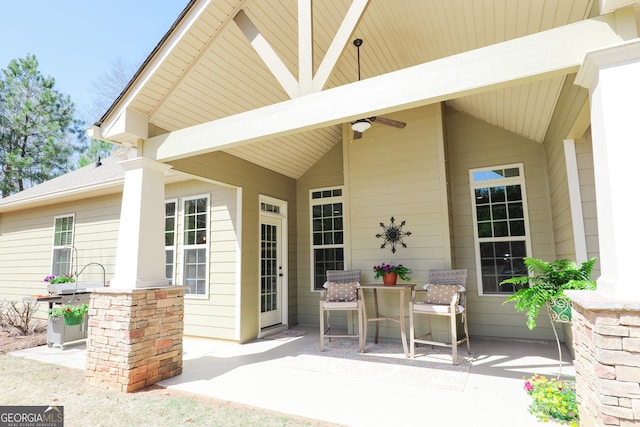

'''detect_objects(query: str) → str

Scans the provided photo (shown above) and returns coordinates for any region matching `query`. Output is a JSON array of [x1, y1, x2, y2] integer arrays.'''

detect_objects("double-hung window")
[[183, 195, 209, 295], [165, 200, 177, 285], [310, 187, 344, 291], [470, 164, 531, 295], [51, 215, 74, 276]]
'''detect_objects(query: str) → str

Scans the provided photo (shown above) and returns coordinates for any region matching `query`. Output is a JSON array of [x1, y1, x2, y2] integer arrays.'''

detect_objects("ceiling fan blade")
[[353, 131, 363, 139], [372, 116, 406, 128]]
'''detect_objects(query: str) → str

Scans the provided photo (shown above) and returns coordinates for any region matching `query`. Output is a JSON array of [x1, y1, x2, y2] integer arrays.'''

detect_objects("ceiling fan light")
[[352, 120, 371, 133]]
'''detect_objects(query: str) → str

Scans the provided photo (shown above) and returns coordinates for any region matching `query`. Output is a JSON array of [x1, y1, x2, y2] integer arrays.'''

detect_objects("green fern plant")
[[501, 257, 597, 329]]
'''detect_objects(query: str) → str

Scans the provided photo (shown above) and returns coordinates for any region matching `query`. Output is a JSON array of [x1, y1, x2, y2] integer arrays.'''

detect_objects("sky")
[[1, 1, 190, 124]]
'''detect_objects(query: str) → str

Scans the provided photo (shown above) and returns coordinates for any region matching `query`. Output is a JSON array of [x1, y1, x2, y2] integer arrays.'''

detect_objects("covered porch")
[[11, 325, 573, 426]]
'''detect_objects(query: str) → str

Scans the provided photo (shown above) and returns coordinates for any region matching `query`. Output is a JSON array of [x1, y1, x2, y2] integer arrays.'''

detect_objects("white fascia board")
[[599, 0, 640, 14], [98, 0, 212, 140], [147, 13, 631, 163], [0, 178, 125, 213]]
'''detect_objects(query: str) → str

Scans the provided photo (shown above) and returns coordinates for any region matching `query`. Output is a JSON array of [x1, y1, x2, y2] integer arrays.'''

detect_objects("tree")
[[0, 54, 85, 197], [77, 57, 135, 168], [77, 139, 114, 168]]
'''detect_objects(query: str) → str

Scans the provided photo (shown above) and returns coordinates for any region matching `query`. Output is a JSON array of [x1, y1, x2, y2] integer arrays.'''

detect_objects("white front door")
[[259, 199, 287, 329]]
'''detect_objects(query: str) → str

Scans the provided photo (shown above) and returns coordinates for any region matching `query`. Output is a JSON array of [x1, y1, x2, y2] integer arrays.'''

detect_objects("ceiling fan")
[[350, 38, 406, 140]]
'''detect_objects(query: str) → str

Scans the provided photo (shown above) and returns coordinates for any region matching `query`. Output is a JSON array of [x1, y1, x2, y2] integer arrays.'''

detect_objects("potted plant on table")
[[373, 262, 412, 286], [500, 257, 597, 329]]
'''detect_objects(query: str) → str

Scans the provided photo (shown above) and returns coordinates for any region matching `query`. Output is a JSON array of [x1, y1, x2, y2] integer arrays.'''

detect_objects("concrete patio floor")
[[10, 325, 574, 426]]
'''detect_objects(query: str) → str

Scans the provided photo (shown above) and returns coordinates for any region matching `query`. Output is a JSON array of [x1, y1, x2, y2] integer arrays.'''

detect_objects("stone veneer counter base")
[[566, 290, 640, 426], [85, 286, 185, 392]]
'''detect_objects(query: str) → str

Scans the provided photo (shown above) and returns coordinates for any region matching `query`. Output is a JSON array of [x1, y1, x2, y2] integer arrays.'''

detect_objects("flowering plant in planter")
[[373, 262, 412, 281], [524, 374, 578, 426], [43, 274, 75, 284], [48, 304, 89, 319]]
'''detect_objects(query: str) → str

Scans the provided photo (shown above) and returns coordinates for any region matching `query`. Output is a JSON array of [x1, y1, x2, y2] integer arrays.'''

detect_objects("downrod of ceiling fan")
[[354, 38, 363, 81]]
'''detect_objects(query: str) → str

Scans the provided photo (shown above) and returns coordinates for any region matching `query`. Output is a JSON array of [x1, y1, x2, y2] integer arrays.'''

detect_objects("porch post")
[[567, 39, 640, 425], [575, 39, 640, 300], [86, 156, 185, 392], [111, 157, 171, 289]]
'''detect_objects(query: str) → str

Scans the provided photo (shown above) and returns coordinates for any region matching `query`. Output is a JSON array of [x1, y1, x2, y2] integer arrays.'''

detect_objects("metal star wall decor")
[[376, 216, 412, 253]]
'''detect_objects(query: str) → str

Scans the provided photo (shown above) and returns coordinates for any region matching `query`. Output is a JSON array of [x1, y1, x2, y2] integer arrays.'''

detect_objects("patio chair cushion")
[[326, 281, 358, 302], [424, 284, 459, 305], [413, 302, 464, 314]]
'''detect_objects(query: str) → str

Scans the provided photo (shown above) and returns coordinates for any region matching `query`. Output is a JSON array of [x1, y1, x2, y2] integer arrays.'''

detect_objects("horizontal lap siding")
[[446, 107, 558, 340], [169, 152, 297, 342], [166, 181, 240, 341], [575, 131, 600, 277], [297, 144, 344, 326], [347, 105, 448, 285], [348, 104, 449, 340], [543, 74, 588, 262], [0, 193, 122, 318], [298, 104, 451, 339]]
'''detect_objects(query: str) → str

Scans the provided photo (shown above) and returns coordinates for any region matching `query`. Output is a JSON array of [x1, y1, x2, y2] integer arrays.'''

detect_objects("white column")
[[563, 139, 588, 264], [110, 157, 171, 289], [575, 40, 640, 300]]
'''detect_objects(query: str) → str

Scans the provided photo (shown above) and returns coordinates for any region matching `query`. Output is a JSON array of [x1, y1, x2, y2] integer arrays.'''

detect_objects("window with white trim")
[[310, 187, 344, 291], [470, 164, 531, 295], [51, 215, 74, 276], [182, 195, 209, 295], [165, 200, 177, 285]]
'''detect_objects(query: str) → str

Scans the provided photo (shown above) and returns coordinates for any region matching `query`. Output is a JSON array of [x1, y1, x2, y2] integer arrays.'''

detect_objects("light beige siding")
[[446, 107, 559, 341], [165, 180, 240, 340], [297, 104, 451, 339], [543, 74, 589, 261], [296, 144, 344, 325], [343, 104, 451, 338], [168, 152, 297, 342], [575, 130, 600, 277], [0, 194, 122, 318], [346, 105, 450, 283], [0, 178, 247, 342]]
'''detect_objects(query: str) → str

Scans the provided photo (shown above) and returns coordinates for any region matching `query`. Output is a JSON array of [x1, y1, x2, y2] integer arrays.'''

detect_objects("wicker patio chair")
[[409, 269, 470, 364], [319, 269, 366, 352]]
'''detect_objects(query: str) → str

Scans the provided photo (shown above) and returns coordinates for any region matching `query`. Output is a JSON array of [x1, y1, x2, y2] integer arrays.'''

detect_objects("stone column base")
[[85, 286, 185, 392], [566, 290, 640, 426]]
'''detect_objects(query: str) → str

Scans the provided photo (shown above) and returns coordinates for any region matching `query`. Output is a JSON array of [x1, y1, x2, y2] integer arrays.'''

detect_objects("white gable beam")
[[147, 12, 634, 162], [102, 108, 148, 142], [234, 10, 299, 98], [298, 0, 312, 95], [312, 0, 370, 92]]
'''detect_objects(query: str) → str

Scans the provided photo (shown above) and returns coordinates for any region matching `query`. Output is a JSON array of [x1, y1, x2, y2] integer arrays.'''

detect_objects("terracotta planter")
[[383, 272, 398, 286]]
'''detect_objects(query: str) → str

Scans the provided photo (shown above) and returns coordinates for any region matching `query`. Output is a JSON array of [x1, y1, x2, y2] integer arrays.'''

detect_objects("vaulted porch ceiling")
[[98, 0, 635, 179]]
